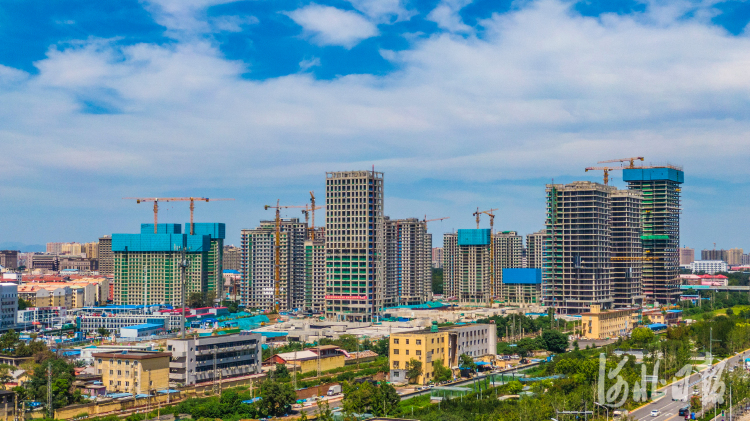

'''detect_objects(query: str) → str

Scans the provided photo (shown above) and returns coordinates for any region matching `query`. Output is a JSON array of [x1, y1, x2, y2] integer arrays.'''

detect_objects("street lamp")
[[594, 402, 609, 421]]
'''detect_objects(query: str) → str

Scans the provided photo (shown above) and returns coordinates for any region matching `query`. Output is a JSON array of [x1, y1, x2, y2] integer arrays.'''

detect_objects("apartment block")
[[443, 229, 491, 304], [93, 351, 170, 394], [525, 230, 546, 270], [0, 283, 18, 330], [98, 236, 114, 276], [240, 219, 306, 311], [431, 248, 443, 269], [611, 190, 643, 308], [679, 247, 695, 266], [0, 251, 18, 270], [304, 238, 326, 312], [389, 323, 496, 385], [112, 223, 225, 306], [18, 284, 73, 308], [493, 231, 523, 299], [726, 248, 744, 266], [324, 170, 385, 322], [701, 249, 725, 261], [580, 304, 638, 340], [78, 313, 182, 333], [500, 268, 541, 305], [84, 241, 99, 260], [223, 245, 241, 271], [690, 260, 727, 274], [545, 182, 614, 314], [384, 218, 432, 306], [167, 332, 262, 386], [623, 167, 684, 304]]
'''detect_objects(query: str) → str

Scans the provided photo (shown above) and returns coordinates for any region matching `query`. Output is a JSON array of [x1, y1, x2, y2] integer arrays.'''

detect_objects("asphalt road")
[[630, 351, 750, 421]]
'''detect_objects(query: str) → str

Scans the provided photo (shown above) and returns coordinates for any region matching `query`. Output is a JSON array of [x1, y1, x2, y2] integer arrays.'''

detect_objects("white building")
[[0, 283, 18, 330], [167, 332, 262, 386], [690, 260, 727, 274]]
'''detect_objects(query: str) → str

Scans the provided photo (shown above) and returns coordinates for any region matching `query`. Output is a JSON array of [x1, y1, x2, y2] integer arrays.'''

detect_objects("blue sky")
[[1, 0, 749, 251]]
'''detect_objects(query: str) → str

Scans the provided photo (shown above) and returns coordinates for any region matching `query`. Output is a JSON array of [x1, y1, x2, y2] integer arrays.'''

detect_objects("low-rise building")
[[690, 260, 727, 274], [93, 351, 171, 395], [642, 308, 683, 326], [389, 323, 496, 385], [580, 305, 638, 340], [167, 332, 262, 386], [120, 323, 166, 338], [17, 307, 66, 328], [77, 313, 181, 334], [18, 284, 73, 308], [265, 345, 346, 374]]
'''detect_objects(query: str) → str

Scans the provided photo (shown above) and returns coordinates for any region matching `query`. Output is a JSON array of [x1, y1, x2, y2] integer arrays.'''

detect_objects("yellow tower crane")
[[123, 197, 234, 234], [597, 156, 644, 168], [264, 200, 307, 313], [477, 208, 498, 307]]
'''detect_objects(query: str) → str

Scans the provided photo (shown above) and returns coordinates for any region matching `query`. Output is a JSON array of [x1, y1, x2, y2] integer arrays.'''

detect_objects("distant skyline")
[[1, 0, 749, 252]]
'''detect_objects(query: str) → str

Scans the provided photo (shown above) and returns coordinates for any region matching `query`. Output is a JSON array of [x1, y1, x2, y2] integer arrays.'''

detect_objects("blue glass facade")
[[457, 229, 491, 246]]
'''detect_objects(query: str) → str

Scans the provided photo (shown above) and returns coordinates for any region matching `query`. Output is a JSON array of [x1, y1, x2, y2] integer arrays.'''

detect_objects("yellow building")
[[389, 323, 496, 385], [267, 345, 346, 374], [581, 305, 638, 340], [93, 351, 170, 395]]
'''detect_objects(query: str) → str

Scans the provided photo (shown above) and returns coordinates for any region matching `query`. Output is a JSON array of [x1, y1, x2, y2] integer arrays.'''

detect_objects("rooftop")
[[92, 351, 171, 360]]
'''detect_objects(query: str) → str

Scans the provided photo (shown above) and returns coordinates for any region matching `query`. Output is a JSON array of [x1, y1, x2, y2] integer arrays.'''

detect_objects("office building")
[[78, 312, 182, 333], [623, 166, 684, 304], [525, 230, 546, 269], [223, 245, 241, 271], [701, 249, 725, 261], [726, 248, 744, 266], [98, 236, 114, 276], [304, 238, 326, 312], [384, 218, 432, 306], [679, 247, 695, 266], [0, 284, 18, 330], [324, 170, 385, 322], [167, 332, 262, 386], [610, 190, 643, 308], [545, 182, 614, 314], [431, 248, 443, 269], [112, 223, 225, 306], [93, 351, 170, 394], [389, 323, 496, 385], [240, 219, 307, 311], [443, 230, 490, 304], [59, 256, 98, 272], [16, 307, 66, 328], [690, 260, 727, 274], [0, 251, 18, 270]]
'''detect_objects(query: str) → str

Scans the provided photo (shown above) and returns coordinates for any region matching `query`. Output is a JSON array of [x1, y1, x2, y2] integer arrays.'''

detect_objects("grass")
[[683, 305, 750, 321]]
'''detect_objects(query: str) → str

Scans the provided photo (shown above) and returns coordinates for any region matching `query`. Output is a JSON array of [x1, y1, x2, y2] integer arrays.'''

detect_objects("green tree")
[[372, 337, 389, 356], [372, 383, 400, 416], [459, 354, 476, 373], [259, 378, 296, 417], [406, 358, 423, 384], [631, 327, 655, 345], [642, 315, 652, 325], [17, 298, 31, 311], [0, 330, 20, 354], [273, 363, 291, 381], [220, 300, 240, 313], [343, 381, 375, 415], [432, 268, 443, 294], [97, 327, 110, 338], [26, 356, 79, 410], [316, 401, 335, 421], [432, 359, 452, 382], [507, 380, 523, 394], [542, 329, 569, 353]]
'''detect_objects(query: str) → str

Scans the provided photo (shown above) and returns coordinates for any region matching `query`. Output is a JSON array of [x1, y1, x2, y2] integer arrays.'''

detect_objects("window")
[[125, 371, 130, 376], [117, 381, 121, 386], [393, 361, 400, 369], [109, 370, 113, 375], [416, 350, 421, 356], [109, 380, 113, 385], [97, 359, 102, 364], [393, 349, 399, 354], [125, 381, 129, 387], [431, 338, 434, 344], [117, 370, 122, 375], [406, 350, 409, 355], [416, 340, 421, 345], [406, 339, 409, 344], [393, 339, 399, 344]]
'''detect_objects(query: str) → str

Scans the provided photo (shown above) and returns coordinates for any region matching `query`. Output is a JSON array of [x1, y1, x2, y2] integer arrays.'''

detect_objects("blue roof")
[[475, 361, 490, 366], [141, 223, 182, 235], [503, 268, 542, 284], [107, 393, 133, 399], [253, 331, 288, 338], [647, 323, 668, 330], [223, 269, 240, 274], [121, 323, 164, 330], [666, 310, 683, 313]]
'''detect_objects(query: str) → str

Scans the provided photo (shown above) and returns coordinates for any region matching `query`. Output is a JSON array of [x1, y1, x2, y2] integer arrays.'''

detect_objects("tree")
[[726, 307, 734, 316], [259, 379, 296, 417], [542, 329, 569, 353], [272, 363, 291, 381], [372, 337, 389, 356], [432, 268, 443, 294], [17, 298, 31, 311], [432, 359, 452, 382], [459, 354, 476, 372], [631, 327, 655, 346], [0, 330, 20, 354], [97, 327, 110, 338], [316, 401, 335, 421], [507, 380, 523, 394], [642, 315, 652, 325], [221, 300, 240, 313], [26, 356, 80, 409], [372, 383, 400, 416], [188, 292, 205, 308], [406, 358, 423, 384]]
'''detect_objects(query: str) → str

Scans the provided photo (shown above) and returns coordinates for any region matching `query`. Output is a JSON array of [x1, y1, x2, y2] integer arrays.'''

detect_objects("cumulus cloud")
[[427, 0, 473, 33], [1, 0, 750, 247], [346, 0, 414, 23], [286, 4, 379, 48], [143, 0, 245, 36]]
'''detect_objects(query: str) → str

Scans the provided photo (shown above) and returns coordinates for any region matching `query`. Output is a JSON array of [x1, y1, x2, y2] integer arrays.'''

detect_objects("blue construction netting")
[[457, 229, 491, 246]]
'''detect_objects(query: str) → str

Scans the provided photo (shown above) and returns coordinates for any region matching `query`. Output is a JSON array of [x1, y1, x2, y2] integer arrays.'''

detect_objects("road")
[[630, 351, 750, 421]]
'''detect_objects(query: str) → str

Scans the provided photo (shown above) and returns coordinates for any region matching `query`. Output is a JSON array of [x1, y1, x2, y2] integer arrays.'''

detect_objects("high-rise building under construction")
[[443, 229, 491, 304], [611, 190, 643, 307], [384, 217, 432, 306], [622, 167, 684, 304], [324, 170, 385, 322]]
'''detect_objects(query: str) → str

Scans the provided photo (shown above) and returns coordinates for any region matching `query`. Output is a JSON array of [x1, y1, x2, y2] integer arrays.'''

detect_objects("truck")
[[327, 385, 342, 396]]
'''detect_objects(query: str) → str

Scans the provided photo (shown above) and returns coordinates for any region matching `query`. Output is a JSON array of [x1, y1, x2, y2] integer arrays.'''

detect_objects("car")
[[651, 410, 660, 417]]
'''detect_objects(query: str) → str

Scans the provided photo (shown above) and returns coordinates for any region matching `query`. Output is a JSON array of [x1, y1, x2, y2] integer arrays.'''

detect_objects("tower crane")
[[584, 166, 618, 185], [597, 157, 644, 168], [422, 215, 449, 224], [477, 208, 498, 307], [264, 200, 307, 313], [123, 197, 234, 234], [308, 191, 324, 240]]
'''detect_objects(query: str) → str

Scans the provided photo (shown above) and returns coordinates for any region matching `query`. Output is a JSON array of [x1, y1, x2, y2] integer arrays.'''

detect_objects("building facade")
[[500, 268, 541, 305], [0, 283, 18, 330], [167, 332, 262, 386], [544, 182, 614, 314], [525, 230, 546, 270], [432, 248, 443, 269], [623, 167, 684, 304], [223, 245, 241, 271], [93, 351, 170, 394], [0, 251, 18, 270], [443, 230, 491, 304], [610, 190, 643, 308], [98, 236, 114, 276], [112, 223, 225, 306], [324, 170, 385, 322], [384, 218, 432, 306], [304, 238, 326, 312], [679, 247, 695, 266], [492, 231, 523, 300], [580, 304, 638, 340], [690, 260, 727, 274]]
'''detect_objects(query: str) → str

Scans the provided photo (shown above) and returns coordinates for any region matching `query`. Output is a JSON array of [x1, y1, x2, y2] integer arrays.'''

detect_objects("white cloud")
[[299, 57, 322, 71], [143, 0, 246, 36], [346, 0, 414, 23], [427, 0, 473, 33], [2, 0, 750, 248], [209, 15, 259, 32], [286, 4, 378, 48]]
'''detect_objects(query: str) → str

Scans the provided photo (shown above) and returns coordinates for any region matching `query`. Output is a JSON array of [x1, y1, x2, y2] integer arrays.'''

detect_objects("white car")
[[651, 410, 660, 417]]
